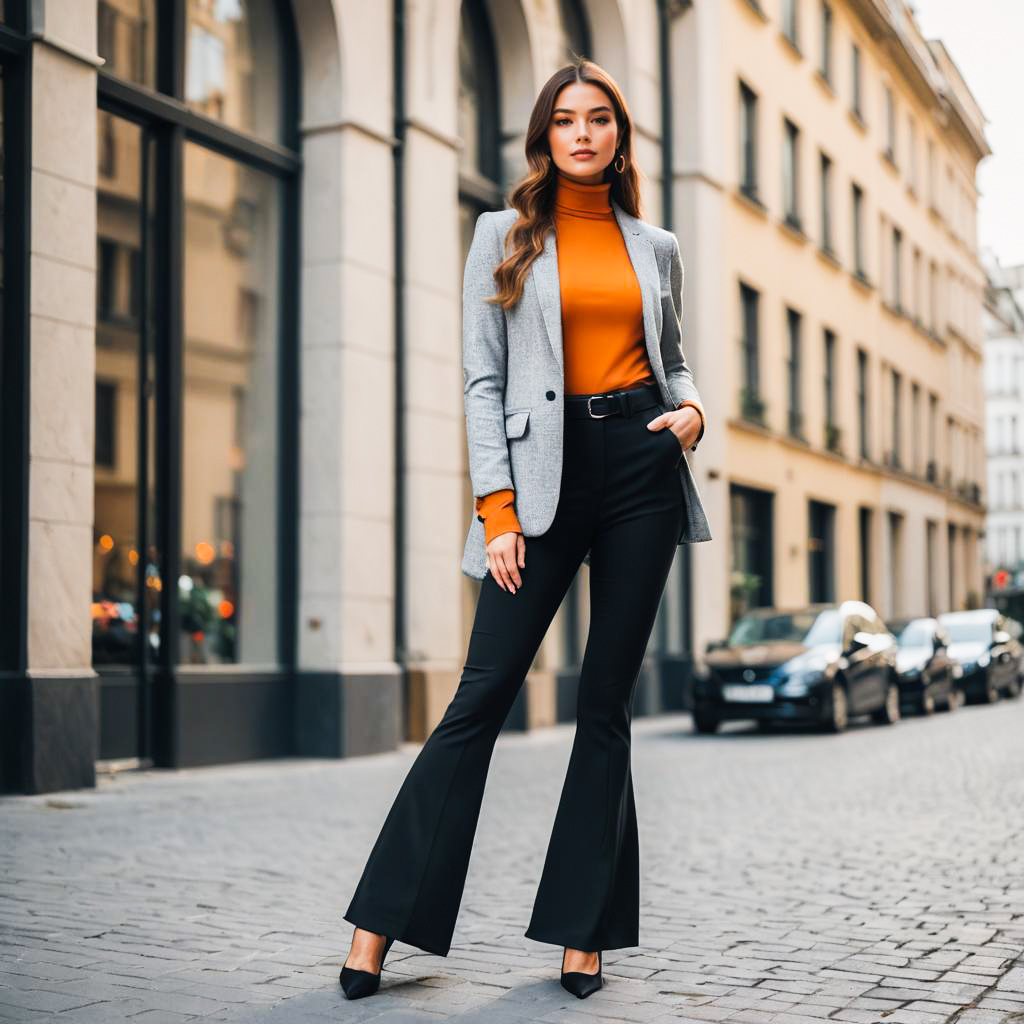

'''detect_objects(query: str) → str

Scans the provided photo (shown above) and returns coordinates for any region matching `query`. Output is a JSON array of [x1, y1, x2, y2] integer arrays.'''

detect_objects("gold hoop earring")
[[614, 152, 626, 173]]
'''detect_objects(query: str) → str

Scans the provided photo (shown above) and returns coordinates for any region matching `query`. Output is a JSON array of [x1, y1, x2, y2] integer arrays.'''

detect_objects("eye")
[[554, 118, 570, 126]]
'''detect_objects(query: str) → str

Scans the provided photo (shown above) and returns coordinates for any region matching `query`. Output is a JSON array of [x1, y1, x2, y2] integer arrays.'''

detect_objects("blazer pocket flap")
[[504, 409, 530, 438]]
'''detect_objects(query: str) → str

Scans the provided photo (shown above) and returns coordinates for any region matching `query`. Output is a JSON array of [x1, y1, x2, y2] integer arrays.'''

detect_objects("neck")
[[554, 170, 612, 218]]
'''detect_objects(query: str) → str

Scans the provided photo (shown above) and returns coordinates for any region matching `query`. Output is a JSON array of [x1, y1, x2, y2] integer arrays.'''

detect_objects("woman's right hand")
[[486, 532, 525, 593]]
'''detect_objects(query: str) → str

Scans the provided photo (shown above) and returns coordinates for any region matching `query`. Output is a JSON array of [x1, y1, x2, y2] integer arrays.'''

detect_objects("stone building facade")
[[0, 0, 989, 794]]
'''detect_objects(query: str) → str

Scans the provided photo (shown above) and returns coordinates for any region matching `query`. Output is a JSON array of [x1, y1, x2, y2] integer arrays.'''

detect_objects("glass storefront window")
[[94, 113, 160, 667], [97, 0, 157, 89], [181, 142, 279, 666], [185, 0, 282, 143]]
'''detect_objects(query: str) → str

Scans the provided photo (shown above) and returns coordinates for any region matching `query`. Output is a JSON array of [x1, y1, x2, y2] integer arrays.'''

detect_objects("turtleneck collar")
[[554, 170, 613, 219]]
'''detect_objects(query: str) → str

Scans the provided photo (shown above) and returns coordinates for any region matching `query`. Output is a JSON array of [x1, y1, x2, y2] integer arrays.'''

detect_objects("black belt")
[[564, 382, 662, 420]]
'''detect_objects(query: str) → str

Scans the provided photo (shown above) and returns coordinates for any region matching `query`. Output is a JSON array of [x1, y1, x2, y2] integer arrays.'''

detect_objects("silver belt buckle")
[[587, 395, 615, 419]]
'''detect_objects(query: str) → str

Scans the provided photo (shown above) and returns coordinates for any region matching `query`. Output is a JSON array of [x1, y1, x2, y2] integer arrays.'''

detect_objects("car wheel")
[[918, 687, 936, 715], [872, 678, 901, 725], [692, 711, 720, 734], [756, 719, 773, 732], [824, 682, 848, 733]]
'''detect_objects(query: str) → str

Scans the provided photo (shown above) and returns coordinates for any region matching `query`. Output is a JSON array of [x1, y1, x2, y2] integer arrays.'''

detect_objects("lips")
[[572, 150, 595, 157]]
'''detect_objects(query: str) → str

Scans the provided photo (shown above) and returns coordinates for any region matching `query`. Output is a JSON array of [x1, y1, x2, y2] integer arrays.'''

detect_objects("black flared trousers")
[[343, 384, 685, 956]]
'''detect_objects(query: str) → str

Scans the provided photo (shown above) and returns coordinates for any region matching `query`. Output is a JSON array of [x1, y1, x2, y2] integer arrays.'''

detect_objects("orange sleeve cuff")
[[475, 488, 522, 544], [676, 400, 705, 449]]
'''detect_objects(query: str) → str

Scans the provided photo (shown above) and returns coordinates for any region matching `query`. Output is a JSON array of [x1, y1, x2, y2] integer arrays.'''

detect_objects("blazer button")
[[546, 390, 556, 400], [477, 515, 484, 522]]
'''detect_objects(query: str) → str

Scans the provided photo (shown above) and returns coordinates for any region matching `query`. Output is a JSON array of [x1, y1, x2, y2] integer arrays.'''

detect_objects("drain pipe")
[[393, 0, 409, 693]]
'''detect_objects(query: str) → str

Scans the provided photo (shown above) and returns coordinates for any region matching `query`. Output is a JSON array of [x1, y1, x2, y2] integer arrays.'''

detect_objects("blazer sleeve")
[[463, 212, 516, 498], [661, 234, 704, 414]]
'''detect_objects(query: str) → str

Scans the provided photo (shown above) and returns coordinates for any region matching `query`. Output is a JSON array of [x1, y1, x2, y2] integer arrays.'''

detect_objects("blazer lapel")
[[530, 200, 664, 379], [613, 201, 664, 374]]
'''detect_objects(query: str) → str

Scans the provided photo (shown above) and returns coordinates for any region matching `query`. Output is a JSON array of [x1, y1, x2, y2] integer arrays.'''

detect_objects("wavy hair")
[[487, 58, 647, 311]]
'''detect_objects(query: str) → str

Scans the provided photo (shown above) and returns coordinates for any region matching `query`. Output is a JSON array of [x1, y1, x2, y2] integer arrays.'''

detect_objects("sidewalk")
[[3, 704, 1024, 1022]]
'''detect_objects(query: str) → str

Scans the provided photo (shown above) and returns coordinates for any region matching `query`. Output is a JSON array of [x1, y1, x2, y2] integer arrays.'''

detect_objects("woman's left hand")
[[646, 407, 702, 451]]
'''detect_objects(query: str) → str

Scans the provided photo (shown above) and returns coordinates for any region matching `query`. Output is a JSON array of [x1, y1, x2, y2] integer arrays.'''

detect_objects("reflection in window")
[[185, 0, 281, 142], [182, 142, 279, 666], [94, 113, 159, 667], [97, 0, 156, 88]]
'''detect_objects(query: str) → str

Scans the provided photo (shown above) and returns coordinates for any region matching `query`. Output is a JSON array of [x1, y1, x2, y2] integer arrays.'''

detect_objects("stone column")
[[24, 2, 101, 792]]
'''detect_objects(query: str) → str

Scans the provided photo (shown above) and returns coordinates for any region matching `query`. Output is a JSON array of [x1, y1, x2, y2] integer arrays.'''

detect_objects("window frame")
[[0, 3, 32, 673], [739, 78, 759, 201], [95, 1, 302, 684]]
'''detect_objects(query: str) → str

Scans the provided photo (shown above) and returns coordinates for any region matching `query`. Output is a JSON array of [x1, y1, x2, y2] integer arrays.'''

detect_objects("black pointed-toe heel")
[[339, 934, 395, 1000], [560, 948, 602, 999]]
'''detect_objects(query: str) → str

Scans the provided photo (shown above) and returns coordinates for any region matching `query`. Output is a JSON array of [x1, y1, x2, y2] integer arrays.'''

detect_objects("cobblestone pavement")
[[3, 697, 1024, 1023]]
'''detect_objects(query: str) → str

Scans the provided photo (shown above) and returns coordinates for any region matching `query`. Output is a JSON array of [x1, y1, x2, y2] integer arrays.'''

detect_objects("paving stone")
[[1, 706, 1023, 1022]]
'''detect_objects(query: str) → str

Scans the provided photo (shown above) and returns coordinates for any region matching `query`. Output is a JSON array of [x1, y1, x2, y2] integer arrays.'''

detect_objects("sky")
[[912, 0, 1024, 269]]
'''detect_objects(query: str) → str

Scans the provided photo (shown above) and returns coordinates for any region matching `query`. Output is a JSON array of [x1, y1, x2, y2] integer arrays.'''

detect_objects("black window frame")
[[782, 116, 801, 230], [851, 42, 863, 120], [819, 1, 833, 84], [819, 149, 833, 255], [851, 181, 865, 280], [786, 306, 803, 439], [891, 367, 902, 469], [891, 224, 903, 311], [95, 2, 302, 692], [884, 84, 897, 164], [857, 347, 869, 459], [739, 281, 762, 424], [739, 79, 759, 202], [0, 3, 32, 677], [782, 0, 800, 50], [823, 327, 836, 439]]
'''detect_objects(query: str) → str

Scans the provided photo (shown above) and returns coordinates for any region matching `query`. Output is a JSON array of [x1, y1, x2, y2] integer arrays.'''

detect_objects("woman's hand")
[[646, 406, 702, 450], [486, 532, 525, 593]]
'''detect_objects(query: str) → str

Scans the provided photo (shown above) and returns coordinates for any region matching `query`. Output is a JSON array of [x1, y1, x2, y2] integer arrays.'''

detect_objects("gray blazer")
[[461, 203, 712, 580]]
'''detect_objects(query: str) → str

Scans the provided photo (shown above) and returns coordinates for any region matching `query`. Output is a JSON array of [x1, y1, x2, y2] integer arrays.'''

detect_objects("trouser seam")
[[402, 731, 470, 946]]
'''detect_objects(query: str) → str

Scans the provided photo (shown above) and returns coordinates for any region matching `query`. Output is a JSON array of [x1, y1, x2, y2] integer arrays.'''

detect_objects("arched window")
[[457, 0, 501, 215], [559, 0, 592, 63], [94, 1, 299, 760]]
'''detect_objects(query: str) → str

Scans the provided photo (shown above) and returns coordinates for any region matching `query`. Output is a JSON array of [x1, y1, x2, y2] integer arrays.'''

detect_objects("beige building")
[[675, 0, 990, 632], [1, 0, 990, 794]]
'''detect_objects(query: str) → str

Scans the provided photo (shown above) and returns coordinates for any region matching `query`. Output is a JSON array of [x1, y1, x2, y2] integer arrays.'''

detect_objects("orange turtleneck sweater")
[[474, 171, 706, 545]]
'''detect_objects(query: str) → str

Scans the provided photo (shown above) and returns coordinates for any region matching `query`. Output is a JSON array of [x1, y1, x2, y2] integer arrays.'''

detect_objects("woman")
[[340, 57, 711, 1002]]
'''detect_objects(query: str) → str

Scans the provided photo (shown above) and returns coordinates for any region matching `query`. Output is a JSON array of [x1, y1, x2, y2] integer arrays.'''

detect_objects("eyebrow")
[[552, 105, 613, 114]]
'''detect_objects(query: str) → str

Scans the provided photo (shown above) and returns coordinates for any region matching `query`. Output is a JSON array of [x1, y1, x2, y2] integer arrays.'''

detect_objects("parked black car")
[[936, 609, 1024, 703], [693, 601, 900, 734], [887, 616, 962, 714]]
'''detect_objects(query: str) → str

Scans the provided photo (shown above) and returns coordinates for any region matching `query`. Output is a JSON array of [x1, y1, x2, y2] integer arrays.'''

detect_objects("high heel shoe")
[[339, 934, 395, 1000], [560, 948, 602, 999]]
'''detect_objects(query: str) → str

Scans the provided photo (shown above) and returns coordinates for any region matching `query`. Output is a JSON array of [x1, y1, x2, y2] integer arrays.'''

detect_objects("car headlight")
[[978, 651, 991, 668]]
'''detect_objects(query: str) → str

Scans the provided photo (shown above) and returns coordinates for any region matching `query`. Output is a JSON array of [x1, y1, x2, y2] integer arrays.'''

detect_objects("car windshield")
[[941, 618, 991, 643], [728, 609, 841, 646], [897, 621, 932, 647]]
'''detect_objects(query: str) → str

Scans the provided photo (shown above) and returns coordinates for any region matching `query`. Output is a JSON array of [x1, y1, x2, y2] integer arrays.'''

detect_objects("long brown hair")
[[488, 58, 647, 311]]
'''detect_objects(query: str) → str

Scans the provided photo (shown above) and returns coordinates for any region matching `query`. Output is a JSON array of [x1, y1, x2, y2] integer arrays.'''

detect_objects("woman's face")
[[546, 81, 620, 185]]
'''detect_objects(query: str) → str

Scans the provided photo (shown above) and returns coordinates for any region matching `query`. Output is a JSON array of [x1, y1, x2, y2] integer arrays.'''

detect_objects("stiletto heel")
[[339, 933, 395, 1000], [560, 948, 602, 999]]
